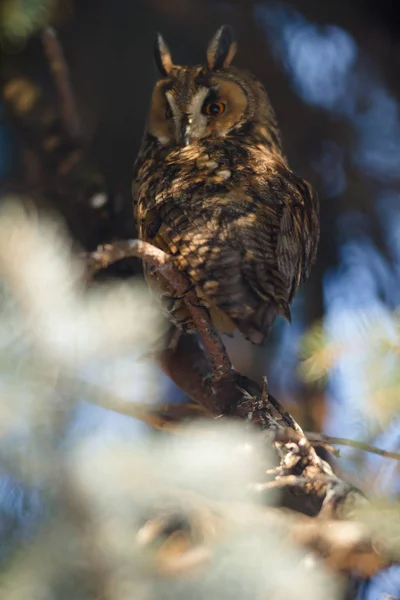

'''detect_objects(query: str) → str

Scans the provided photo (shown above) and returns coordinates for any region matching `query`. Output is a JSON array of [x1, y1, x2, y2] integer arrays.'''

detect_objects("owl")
[[133, 25, 319, 345]]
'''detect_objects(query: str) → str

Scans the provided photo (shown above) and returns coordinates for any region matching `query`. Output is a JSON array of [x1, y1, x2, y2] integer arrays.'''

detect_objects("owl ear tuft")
[[206, 25, 237, 70], [154, 33, 174, 77]]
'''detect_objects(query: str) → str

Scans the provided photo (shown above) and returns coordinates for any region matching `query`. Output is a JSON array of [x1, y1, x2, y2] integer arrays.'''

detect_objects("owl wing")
[[235, 163, 319, 342], [137, 160, 319, 345], [274, 166, 320, 300]]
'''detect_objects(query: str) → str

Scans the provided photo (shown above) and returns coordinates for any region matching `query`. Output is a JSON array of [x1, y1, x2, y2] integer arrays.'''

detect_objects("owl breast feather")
[[134, 140, 317, 345]]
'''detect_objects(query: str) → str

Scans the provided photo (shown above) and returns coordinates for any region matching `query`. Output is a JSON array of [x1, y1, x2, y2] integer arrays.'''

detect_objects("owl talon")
[[174, 281, 195, 300], [160, 281, 195, 306], [189, 301, 210, 314]]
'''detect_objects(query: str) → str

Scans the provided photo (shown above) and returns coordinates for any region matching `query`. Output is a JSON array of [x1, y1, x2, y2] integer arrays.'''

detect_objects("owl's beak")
[[179, 114, 193, 146]]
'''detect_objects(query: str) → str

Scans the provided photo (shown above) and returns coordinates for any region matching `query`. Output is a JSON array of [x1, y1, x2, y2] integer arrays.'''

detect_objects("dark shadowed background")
[[1, 1, 400, 597]]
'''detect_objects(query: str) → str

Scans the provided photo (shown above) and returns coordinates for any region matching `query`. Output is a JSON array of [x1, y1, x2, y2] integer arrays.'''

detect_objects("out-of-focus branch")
[[133, 493, 397, 579], [254, 507, 396, 577], [41, 27, 82, 139]]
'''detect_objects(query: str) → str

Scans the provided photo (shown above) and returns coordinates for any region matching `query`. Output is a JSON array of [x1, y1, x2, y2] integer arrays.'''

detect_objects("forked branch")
[[87, 240, 243, 412]]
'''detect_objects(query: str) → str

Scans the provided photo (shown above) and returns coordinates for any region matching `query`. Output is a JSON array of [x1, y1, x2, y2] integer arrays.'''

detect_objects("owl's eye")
[[165, 105, 173, 119], [203, 101, 226, 116]]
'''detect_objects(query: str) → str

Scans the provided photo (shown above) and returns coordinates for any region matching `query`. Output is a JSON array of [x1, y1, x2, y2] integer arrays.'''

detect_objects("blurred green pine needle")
[[299, 313, 400, 422], [0, 0, 56, 41]]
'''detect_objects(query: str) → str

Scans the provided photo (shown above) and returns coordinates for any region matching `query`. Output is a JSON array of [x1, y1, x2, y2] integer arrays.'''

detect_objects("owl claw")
[[189, 301, 210, 313], [160, 282, 195, 305]]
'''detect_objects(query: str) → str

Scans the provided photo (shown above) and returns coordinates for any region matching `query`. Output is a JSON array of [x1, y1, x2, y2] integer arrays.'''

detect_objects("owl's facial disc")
[[183, 81, 248, 145], [148, 76, 248, 146]]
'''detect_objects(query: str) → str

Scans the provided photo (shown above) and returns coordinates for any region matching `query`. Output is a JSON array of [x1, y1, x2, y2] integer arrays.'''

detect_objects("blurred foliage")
[[299, 321, 341, 387], [356, 499, 400, 558], [0, 197, 344, 600], [299, 313, 400, 427], [0, 196, 396, 599], [0, 0, 57, 41]]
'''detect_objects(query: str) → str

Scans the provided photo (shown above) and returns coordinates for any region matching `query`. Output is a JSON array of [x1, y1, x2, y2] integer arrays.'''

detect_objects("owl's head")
[[147, 26, 275, 147]]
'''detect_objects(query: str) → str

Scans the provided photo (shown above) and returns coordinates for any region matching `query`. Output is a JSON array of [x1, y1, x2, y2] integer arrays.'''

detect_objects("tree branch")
[[41, 27, 82, 139]]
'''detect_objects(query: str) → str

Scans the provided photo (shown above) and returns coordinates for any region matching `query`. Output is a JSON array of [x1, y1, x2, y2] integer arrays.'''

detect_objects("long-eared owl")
[[133, 26, 319, 345]]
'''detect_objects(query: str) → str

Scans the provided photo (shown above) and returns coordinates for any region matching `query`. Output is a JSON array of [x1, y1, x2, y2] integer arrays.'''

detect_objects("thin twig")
[[41, 27, 81, 139], [307, 432, 400, 462], [307, 439, 340, 457], [62, 377, 181, 432]]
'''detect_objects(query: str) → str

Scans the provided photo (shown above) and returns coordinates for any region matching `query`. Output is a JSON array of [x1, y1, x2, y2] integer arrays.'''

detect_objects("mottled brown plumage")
[[133, 25, 319, 345]]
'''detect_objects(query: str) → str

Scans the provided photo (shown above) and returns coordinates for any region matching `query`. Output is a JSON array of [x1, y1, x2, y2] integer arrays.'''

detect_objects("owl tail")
[[235, 303, 277, 345], [236, 301, 291, 345]]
